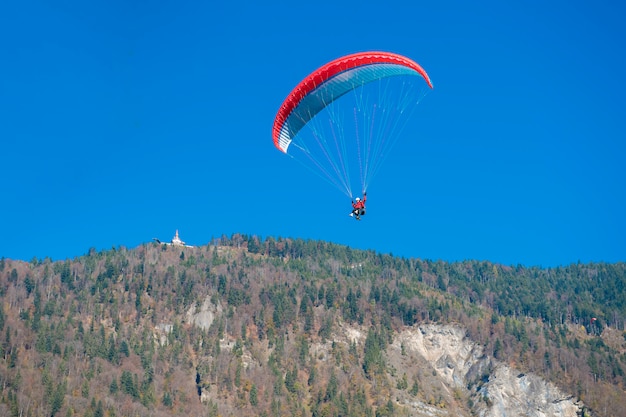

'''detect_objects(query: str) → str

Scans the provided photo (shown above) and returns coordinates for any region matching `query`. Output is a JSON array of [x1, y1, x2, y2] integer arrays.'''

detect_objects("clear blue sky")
[[1, 0, 625, 267]]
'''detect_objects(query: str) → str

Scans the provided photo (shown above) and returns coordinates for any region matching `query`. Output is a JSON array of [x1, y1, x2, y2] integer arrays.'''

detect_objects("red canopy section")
[[272, 51, 433, 152]]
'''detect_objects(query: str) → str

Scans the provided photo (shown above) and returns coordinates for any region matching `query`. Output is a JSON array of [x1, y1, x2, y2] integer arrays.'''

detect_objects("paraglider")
[[350, 192, 367, 220], [272, 51, 432, 219]]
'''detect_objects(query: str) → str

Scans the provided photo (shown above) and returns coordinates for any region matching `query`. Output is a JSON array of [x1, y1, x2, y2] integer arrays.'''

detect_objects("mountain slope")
[[0, 236, 624, 416]]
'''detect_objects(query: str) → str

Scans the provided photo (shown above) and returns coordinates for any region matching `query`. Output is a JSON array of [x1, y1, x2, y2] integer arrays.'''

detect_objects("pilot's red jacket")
[[352, 194, 367, 210]]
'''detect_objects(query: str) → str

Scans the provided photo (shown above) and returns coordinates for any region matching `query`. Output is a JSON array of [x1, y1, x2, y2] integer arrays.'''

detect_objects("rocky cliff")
[[324, 322, 586, 417]]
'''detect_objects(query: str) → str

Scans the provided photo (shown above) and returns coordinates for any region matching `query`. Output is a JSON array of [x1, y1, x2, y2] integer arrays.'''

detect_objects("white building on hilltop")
[[153, 230, 193, 248], [171, 230, 185, 246]]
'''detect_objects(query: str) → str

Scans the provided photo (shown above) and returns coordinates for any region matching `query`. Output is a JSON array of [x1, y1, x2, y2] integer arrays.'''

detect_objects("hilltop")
[[0, 235, 625, 416]]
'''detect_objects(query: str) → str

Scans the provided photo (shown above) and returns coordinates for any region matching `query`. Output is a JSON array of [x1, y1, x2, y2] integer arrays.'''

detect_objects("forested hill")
[[1, 235, 625, 417]]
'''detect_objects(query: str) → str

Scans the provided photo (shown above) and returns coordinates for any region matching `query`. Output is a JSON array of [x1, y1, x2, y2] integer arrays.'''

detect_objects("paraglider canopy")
[[273, 51, 432, 153], [273, 51, 432, 197]]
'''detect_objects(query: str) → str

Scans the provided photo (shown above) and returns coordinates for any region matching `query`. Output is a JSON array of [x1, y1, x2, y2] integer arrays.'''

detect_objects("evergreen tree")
[[285, 364, 298, 393], [110, 377, 119, 394], [250, 384, 258, 406]]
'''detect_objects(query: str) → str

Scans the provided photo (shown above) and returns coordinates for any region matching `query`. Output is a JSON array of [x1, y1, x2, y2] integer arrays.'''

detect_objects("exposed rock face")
[[153, 323, 173, 346], [390, 324, 583, 417], [475, 366, 580, 417], [186, 297, 221, 330], [393, 324, 485, 389]]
